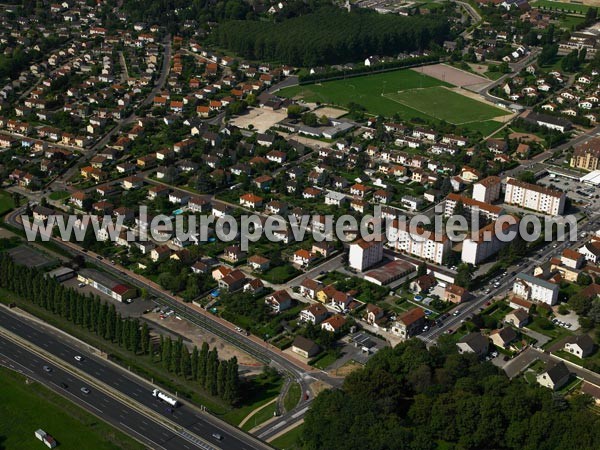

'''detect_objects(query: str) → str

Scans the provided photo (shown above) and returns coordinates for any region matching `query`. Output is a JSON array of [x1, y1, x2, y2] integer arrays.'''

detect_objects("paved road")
[[419, 212, 598, 343], [266, 76, 299, 94], [0, 307, 270, 450], [0, 335, 204, 450], [505, 346, 600, 386]]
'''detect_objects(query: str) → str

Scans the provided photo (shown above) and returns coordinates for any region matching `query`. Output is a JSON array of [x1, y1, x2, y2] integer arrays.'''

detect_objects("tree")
[[162, 336, 172, 371], [191, 346, 199, 380], [455, 264, 473, 289], [287, 104, 303, 119], [206, 348, 219, 396], [198, 342, 209, 387], [217, 360, 227, 397], [105, 304, 116, 341], [417, 263, 427, 277], [318, 115, 329, 126], [301, 112, 318, 127], [517, 171, 536, 184], [538, 43, 558, 66], [140, 322, 150, 354], [180, 344, 192, 379]]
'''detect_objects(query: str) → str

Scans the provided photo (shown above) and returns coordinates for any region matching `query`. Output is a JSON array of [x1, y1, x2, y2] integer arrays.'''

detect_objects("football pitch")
[[384, 86, 507, 124], [279, 69, 506, 132]]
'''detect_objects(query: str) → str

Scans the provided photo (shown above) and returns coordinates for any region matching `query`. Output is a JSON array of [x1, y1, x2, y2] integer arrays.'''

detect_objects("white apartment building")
[[512, 273, 559, 305], [504, 178, 566, 215], [472, 176, 502, 203], [349, 239, 383, 272], [461, 218, 518, 265], [444, 193, 504, 221], [387, 219, 451, 264]]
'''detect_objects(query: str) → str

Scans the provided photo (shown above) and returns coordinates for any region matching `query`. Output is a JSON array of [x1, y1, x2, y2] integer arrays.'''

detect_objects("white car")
[[74, 355, 83, 362]]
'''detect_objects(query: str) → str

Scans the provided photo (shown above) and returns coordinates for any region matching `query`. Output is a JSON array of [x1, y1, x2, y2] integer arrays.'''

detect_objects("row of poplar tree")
[[0, 253, 240, 405]]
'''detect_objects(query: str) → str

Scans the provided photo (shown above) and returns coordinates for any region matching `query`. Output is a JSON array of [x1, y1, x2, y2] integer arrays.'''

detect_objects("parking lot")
[[537, 173, 600, 207], [338, 331, 388, 366], [62, 277, 154, 317]]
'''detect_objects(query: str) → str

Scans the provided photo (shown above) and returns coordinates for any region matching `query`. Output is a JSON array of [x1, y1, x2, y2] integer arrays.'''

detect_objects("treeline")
[[302, 339, 600, 450], [0, 254, 239, 405], [160, 337, 239, 404], [298, 55, 441, 84], [214, 8, 450, 66]]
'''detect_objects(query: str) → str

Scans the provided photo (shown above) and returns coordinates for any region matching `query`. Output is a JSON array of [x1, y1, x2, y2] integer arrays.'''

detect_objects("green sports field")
[[279, 69, 506, 134], [279, 69, 449, 118], [384, 86, 507, 124]]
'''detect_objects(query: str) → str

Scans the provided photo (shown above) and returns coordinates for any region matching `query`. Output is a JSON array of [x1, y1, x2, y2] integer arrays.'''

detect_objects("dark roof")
[[458, 332, 489, 354], [292, 335, 319, 353], [566, 334, 595, 354], [544, 362, 570, 384]]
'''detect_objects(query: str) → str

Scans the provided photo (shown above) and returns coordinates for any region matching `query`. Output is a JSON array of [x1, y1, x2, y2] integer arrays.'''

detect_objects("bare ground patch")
[[414, 63, 491, 87], [230, 107, 288, 133], [145, 312, 262, 367]]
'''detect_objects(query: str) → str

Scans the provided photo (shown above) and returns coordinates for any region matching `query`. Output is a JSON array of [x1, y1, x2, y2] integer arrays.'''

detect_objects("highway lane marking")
[[119, 422, 169, 450]]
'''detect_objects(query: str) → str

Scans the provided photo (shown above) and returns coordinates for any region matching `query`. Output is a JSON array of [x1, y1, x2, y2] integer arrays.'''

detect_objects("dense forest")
[[302, 339, 600, 450], [214, 8, 450, 66]]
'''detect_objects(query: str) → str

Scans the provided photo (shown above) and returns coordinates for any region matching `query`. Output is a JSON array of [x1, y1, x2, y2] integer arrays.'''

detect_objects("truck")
[[152, 389, 179, 407]]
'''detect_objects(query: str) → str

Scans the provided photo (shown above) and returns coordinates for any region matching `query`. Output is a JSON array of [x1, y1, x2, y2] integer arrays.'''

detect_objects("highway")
[[0, 307, 270, 450], [0, 335, 203, 450]]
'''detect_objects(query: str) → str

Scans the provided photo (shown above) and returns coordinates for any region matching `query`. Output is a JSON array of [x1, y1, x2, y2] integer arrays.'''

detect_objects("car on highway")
[[43, 365, 52, 373], [453, 309, 460, 316], [60, 382, 68, 389], [80, 387, 90, 395], [74, 355, 83, 362], [212, 433, 223, 440]]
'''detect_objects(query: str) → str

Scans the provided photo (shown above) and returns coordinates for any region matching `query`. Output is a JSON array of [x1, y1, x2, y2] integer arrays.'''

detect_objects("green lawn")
[[309, 350, 339, 370], [527, 316, 573, 348], [0, 366, 144, 450], [280, 69, 506, 133], [532, 0, 589, 13], [223, 373, 283, 425], [279, 69, 449, 117], [271, 423, 304, 450], [49, 190, 70, 201], [241, 401, 278, 431], [262, 265, 301, 284], [283, 382, 302, 412], [0, 190, 15, 214], [384, 86, 507, 124], [462, 119, 505, 136]]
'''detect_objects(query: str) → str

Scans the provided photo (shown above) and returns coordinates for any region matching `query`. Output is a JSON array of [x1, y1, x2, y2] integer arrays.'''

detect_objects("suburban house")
[[291, 336, 320, 358], [299, 278, 323, 299], [444, 284, 468, 304], [537, 362, 571, 390], [504, 308, 529, 328], [299, 303, 328, 325], [265, 289, 293, 313], [293, 249, 317, 267], [248, 255, 270, 271], [391, 307, 425, 339], [564, 334, 595, 358], [218, 269, 246, 292], [456, 332, 489, 358], [365, 304, 384, 325], [489, 327, 518, 349], [321, 315, 346, 333]]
